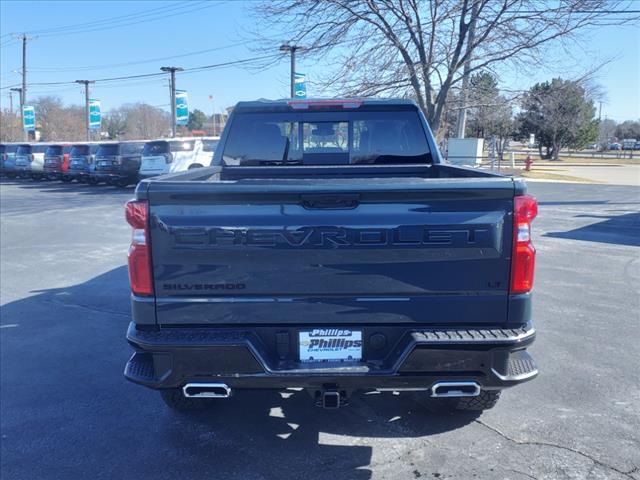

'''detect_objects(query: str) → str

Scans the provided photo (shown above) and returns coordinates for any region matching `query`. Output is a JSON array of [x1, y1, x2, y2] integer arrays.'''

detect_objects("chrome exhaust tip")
[[430, 381, 481, 398], [182, 383, 231, 398]]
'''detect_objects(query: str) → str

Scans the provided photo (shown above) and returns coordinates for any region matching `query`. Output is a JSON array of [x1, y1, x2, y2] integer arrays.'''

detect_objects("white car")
[[14, 143, 49, 180], [139, 138, 217, 178]]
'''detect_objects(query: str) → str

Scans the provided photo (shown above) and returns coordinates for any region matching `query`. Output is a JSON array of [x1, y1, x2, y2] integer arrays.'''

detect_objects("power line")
[[3, 1, 207, 37], [0, 53, 281, 91], [22, 40, 254, 73], [0, 1, 224, 46]]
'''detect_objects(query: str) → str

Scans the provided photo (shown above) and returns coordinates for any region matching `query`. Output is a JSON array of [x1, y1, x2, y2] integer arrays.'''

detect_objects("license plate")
[[99, 161, 110, 167], [299, 328, 362, 363]]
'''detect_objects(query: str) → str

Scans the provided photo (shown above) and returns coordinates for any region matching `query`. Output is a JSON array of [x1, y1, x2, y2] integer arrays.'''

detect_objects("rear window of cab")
[[16, 145, 32, 155], [202, 140, 218, 152], [45, 146, 63, 156], [142, 141, 169, 155], [70, 145, 90, 156]]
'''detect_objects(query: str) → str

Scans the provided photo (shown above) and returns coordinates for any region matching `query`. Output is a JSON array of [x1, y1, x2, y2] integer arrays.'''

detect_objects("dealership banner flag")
[[23, 106, 35, 131], [175, 90, 189, 126], [89, 99, 101, 130], [294, 72, 307, 98]]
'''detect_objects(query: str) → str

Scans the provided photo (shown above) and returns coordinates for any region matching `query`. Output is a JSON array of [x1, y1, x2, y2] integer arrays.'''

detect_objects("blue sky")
[[0, 0, 638, 121]]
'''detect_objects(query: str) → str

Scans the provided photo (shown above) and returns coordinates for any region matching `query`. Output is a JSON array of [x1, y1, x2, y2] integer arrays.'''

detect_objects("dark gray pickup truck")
[[124, 99, 538, 412]]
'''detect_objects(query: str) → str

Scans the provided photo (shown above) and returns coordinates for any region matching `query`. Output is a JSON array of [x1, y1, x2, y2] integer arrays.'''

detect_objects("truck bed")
[[135, 165, 526, 327]]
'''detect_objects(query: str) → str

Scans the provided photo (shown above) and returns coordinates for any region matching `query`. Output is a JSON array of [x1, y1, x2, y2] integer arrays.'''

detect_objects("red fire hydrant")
[[525, 155, 533, 171]]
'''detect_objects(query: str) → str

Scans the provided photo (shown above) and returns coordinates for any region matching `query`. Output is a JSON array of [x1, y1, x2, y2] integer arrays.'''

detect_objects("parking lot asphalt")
[[1, 178, 639, 480]]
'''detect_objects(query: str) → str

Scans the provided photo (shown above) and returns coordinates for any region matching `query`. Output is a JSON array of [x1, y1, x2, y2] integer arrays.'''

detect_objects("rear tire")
[[425, 390, 501, 412], [455, 390, 501, 410], [160, 389, 212, 412], [188, 163, 203, 170]]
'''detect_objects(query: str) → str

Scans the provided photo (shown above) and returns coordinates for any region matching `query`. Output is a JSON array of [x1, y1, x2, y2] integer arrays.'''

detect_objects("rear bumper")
[[138, 172, 163, 179], [124, 322, 538, 392], [43, 167, 62, 178], [14, 164, 31, 175], [91, 170, 137, 182]]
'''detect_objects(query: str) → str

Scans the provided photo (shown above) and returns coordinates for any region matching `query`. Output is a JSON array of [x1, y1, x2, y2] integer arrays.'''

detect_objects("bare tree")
[[119, 103, 170, 140], [0, 109, 21, 142], [34, 96, 85, 141], [253, 1, 638, 132]]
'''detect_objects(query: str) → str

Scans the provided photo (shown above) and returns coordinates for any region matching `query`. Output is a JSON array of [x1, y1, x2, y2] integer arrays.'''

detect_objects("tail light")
[[510, 195, 538, 294], [164, 153, 173, 164], [29, 154, 35, 162], [125, 200, 153, 296]]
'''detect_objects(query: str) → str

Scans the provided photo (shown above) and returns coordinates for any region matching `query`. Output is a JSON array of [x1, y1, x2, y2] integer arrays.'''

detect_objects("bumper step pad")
[[492, 350, 538, 381], [124, 352, 157, 384]]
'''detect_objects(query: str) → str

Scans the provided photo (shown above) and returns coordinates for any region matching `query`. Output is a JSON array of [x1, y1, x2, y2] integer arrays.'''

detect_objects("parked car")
[[43, 144, 72, 181], [67, 143, 99, 183], [622, 139, 637, 150], [634, 142, 640, 150], [0, 144, 19, 177], [14, 143, 49, 180], [201, 137, 219, 163], [91, 141, 145, 187], [609, 142, 622, 151], [124, 98, 539, 414], [138, 138, 213, 178]]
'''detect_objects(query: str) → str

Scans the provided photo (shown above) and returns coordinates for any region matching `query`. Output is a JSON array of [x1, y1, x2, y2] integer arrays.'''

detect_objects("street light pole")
[[161, 66, 183, 138], [22, 35, 28, 141], [75, 80, 95, 141], [280, 44, 301, 98]]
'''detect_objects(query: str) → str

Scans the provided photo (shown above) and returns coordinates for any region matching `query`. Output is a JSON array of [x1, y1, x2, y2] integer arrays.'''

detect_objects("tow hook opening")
[[313, 389, 349, 409], [430, 381, 481, 398]]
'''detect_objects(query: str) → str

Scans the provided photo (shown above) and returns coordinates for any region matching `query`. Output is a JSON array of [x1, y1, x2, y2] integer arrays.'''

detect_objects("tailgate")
[[147, 178, 515, 326]]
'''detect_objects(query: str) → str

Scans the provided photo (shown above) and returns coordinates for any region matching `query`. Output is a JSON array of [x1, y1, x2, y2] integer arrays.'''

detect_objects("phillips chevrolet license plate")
[[299, 328, 362, 363]]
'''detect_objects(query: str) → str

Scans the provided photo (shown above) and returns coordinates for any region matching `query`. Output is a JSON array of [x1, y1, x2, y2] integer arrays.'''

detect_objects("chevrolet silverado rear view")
[[124, 99, 538, 412]]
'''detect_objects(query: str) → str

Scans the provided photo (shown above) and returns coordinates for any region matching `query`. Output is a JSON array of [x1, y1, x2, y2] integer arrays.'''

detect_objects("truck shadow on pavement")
[[545, 211, 640, 247], [0, 177, 136, 196], [0, 265, 479, 480]]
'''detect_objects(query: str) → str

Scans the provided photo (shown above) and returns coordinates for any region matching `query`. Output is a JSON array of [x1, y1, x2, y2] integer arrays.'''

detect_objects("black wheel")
[[6, 173, 16, 179], [188, 163, 203, 170], [424, 390, 501, 412], [61, 175, 72, 183], [115, 178, 129, 188], [87, 177, 98, 185], [454, 390, 501, 410], [160, 389, 213, 412]]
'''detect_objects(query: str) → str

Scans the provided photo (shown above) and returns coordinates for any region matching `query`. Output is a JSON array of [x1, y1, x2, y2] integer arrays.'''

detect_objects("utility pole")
[[598, 101, 603, 121], [12, 34, 34, 140], [280, 44, 301, 98], [75, 80, 95, 141], [8, 91, 14, 114], [455, 1, 479, 139], [161, 66, 183, 137]]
